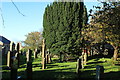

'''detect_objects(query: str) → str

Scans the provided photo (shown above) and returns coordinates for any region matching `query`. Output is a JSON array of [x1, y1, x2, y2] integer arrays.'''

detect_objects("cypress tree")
[[43, 1, 88, 57]]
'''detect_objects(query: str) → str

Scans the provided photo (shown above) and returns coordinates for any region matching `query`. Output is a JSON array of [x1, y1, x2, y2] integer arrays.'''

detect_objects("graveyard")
[[1, 42, 120, 80], [1, 1, 120, 80]]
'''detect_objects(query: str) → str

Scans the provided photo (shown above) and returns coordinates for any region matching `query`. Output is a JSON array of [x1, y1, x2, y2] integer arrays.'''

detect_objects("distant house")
[[0, 36, 11, 54]]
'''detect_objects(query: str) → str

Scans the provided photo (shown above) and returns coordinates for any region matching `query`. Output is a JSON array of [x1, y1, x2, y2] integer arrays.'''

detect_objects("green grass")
[[1, 55, 120, 80]]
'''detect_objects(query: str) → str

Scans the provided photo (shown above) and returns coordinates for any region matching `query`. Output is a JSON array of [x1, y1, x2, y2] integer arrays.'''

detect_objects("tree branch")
[[0, 8, 5, 28], [11, 0, 25, 16]]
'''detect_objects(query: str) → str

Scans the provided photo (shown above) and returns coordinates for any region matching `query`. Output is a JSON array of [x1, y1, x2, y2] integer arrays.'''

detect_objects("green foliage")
[[24, 31, 43, 50], [85, 2, 120, 60], [43, 2, 88, 55], [88, 2, 120, 47]]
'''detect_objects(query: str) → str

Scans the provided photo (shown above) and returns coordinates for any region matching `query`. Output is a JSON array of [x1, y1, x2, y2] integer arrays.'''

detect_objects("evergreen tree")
[[43, 1, 88, 58]]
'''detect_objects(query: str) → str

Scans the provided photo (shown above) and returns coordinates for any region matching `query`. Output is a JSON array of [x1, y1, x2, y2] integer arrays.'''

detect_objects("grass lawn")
[[1, 54, 120, 80]]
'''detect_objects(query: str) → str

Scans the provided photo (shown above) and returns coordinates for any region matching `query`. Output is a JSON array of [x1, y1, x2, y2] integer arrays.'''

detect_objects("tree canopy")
[[24, 31, 43, 50], [43, 2, 88, 55], [83, 2, 120, 60]]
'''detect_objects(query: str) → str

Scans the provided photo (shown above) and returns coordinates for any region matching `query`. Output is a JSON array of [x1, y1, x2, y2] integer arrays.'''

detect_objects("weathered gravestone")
[[34, 48, 37, 59], [11, 56, 18, 80], [83, 48, 87, 65], [48, 49, 51, 64], [42, 39, 46, 69], [90, 48, 94, 56], [16, 43, 20, 68], [26, 49, 32, 80], [46, 54, 49, 64], [7, 42, 18, 80], [95, 65, 104, 80], [81, 52, 84, 69], [7, 42, 15, 68], [84, 52, 87, 65], [76, 58, 82, 74], [7, 51, 11, 67], [46, 49, 51, 64]]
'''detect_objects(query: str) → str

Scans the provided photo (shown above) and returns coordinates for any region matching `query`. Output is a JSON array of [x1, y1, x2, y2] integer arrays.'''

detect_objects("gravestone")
[[34, 48, 37, 59], [7, 42, 15, 68], [84, 52, 87, 65], [48, 54, 51, 63], [26, 49, 32, 62], [95, 65, 104, 80], [11, 56, 18, 80], [81, 52, 84, 69], [27, 62, 32, 80], [46, 49, 51, 64], [16, 43, 20, 68], [46, 54, 49, 64], [26, 49, 32, 80], [90, 48, 93, 56], [76, 58, 82, 74], [42, 39, 46, 69], [7, 51, 11, 67]]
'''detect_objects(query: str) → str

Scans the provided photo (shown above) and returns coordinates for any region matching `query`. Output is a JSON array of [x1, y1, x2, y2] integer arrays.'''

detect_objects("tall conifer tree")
[[43, 1, 88, 56]]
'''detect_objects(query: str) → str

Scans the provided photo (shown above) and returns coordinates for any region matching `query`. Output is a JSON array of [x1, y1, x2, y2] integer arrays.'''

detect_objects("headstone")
[[2, 46, 6, 54], [60, 53, 63, 62], [46, 49, 51, 64], [7, 42, 15, 68], [81, 52, 84, 69], [90, 48, 93, 56], [11, 57, 18, 80], [48, 54, 52, 63], [46, 54, 49, 64], [84, 52, 87, 65], [76, 58, 82, 74], [34, 48, 37, 59], [26, 49, 32, 80], [27, 62, 32, 80], [42, 39, 46, 69], [10, 42, 15, 52], [26, 49, 32, 62], [7, 51, 11, 67], [16, 43, 20, 68], [95, 65, 104, 80]]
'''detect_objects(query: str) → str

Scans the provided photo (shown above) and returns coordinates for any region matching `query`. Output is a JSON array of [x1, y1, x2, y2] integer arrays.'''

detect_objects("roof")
[[0, 36, 11, 44]]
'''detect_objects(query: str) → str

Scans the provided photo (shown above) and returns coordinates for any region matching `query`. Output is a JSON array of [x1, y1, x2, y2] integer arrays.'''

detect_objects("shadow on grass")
[[84, 65, 96, 69], [32, 70, 77, 80], [1, 71, 26, 80], [103, 71, 120, 80], [46, 64, 59, 68], [2, 69, 120, 80], [87, 61, 103, 65], [32, 63, 41, 68]]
